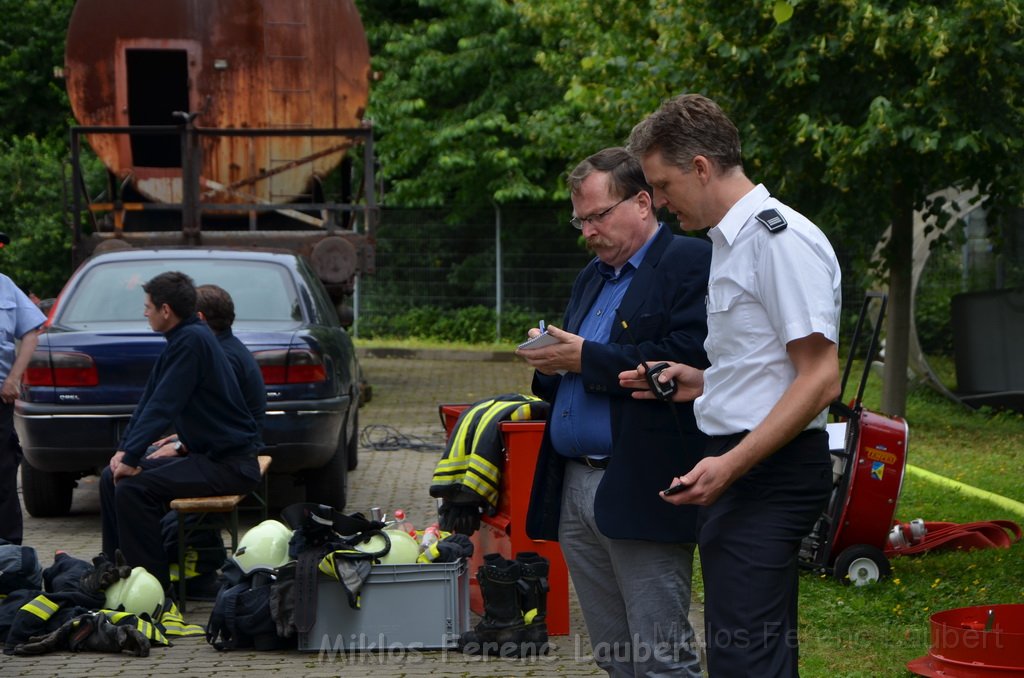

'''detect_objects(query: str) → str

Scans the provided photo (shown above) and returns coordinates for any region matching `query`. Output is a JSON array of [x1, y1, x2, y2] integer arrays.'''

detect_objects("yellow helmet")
[[378, 529, 420, 564], [232, 520, 294, 574], [104, 567, 165, 618]]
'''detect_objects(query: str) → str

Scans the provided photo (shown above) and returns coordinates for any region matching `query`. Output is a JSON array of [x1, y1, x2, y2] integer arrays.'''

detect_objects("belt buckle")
[[583, 456, 604, 470]]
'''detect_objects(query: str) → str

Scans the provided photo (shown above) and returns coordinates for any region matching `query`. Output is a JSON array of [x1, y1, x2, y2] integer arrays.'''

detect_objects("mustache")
[[586, 235, 613, 250]]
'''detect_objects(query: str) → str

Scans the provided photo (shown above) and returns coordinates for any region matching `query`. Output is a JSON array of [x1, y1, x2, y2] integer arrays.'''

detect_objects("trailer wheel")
[[834, 545, 891, 586]]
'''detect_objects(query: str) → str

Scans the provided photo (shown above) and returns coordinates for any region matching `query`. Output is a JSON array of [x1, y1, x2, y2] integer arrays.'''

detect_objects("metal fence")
[[353, 208, 872, 341]]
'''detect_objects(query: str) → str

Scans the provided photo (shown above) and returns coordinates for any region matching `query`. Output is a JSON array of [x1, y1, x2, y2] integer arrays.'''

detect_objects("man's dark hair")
[[196, 284, 236, 334], [567, 147, 653, 202], [143, 271, 196, 320], [627, 93, 743, 173]]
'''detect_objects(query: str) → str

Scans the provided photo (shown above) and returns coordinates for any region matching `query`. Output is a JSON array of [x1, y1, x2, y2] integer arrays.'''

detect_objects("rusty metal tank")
[[65, 0, 370, 207]]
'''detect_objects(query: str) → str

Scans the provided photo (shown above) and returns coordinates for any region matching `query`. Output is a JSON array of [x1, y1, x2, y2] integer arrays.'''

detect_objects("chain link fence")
[[354, 207, 874, 343]]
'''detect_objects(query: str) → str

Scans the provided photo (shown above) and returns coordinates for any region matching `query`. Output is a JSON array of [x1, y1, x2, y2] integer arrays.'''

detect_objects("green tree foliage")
[[683, 1, 1024, 416], [0, 0, 76, 139], [0, 136, 74, 297], [523, 0, 1024, 415], [358, 0, 569, 218]]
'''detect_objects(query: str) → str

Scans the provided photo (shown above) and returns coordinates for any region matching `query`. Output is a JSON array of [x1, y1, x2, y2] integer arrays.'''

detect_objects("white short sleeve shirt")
[[695, 184, 842, 435]]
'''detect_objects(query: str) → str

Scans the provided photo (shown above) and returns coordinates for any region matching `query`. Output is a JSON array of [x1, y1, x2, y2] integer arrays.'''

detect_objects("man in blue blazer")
[[517, 147, 711, 677]]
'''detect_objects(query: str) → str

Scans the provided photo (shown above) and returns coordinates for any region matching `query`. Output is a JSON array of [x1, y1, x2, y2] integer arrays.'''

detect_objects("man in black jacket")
[[100, 272, 262, 591], [149, 283, 266, 456], [517, 148, 710, 676]]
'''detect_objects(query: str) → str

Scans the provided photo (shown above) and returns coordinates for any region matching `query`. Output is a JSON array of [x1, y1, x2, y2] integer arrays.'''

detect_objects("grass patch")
[[796, 363, 1024, 675]]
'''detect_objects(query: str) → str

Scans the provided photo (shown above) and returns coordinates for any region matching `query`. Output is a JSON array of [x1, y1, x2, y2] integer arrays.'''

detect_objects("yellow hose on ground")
[[907, 464, 1024, 518]]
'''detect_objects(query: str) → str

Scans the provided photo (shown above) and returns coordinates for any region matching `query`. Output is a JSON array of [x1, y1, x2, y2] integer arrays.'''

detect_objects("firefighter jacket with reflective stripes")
[[430, 394, 549, 509], [1, 592, 172, 653]]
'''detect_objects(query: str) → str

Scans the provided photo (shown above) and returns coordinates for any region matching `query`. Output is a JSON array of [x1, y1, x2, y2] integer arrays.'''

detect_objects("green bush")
[[359, 304, 555, 343]]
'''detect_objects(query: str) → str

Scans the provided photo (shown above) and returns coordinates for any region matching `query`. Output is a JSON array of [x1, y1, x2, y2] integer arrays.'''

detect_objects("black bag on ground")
[[206, 567, 296, 651]]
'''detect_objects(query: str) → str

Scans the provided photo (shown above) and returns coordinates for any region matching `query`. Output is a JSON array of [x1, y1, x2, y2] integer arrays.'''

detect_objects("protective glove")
[[69, 613, 150, 657], [79, 550, 132, 595], [418, 533, 475, 563], [12, 612, 149, 657], [438, 503, 482, 536], [10, 622, 75, 656], [269, 578, 296, 638]]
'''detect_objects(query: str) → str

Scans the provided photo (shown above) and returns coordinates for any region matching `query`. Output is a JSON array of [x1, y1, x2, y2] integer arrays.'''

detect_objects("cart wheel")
[[834, 545, 891, 586]]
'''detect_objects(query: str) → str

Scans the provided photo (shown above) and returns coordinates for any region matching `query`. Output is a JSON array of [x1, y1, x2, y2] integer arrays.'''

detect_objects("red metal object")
[[438, 404, 570, 637], [799, 293, 912, 582], [65, 0, 370, 206], [908, 604, 1024, 676], [829, 409, 909, 557]]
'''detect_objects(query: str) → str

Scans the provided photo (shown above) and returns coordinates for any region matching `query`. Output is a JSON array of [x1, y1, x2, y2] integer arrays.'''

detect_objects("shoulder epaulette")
[[755, 208, 787, 233]]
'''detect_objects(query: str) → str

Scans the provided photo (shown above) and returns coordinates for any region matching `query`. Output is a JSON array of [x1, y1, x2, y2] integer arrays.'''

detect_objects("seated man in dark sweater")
[[100, 272, 262, 591], [149, 283, 266, 455]]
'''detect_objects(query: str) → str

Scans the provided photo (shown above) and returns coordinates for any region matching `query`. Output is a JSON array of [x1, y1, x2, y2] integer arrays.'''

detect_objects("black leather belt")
[[567, 455, 610, 470]]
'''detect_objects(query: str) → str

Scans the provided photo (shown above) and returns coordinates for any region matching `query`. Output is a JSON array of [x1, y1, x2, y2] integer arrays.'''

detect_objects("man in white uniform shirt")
[[622, 94, 842, 677]]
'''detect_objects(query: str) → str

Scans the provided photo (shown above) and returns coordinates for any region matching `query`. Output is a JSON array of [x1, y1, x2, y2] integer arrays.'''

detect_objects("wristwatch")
[[173, 440, 184, 454]]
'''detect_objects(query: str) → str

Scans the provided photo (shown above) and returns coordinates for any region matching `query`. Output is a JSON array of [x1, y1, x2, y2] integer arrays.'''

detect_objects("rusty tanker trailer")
[[64, 0, 377, 305]]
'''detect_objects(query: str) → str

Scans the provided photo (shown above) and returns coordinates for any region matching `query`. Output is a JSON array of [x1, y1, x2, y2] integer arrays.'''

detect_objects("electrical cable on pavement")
[[358, 424, 445, 453]]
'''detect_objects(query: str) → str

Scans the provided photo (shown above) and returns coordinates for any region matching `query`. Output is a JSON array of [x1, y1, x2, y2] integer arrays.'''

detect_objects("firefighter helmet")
[[378, 529, 420, 564], [232, 519, 294, 574], [104, 567, 165, 618]]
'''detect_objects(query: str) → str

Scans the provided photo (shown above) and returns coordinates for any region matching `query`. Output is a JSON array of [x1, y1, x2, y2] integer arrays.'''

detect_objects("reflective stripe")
[[431, 395, 546, 507], [100, 609, 171, 645], [159, 601, 205, 637], [169, 547, 201, 582], [21, 595, 59, 621]]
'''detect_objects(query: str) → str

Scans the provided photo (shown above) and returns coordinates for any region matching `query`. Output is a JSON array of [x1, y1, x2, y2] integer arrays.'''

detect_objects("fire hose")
[[886, 518, 1021, 557]]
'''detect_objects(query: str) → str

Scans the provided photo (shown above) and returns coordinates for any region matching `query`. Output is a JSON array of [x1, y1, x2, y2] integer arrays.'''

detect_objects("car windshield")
[[57, 258, 303, 329]]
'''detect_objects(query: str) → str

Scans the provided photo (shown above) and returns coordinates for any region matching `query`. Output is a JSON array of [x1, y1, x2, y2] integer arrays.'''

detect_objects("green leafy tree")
[[528, 0, 1024, 416], [682, 1, 1024, 416], [0, 136, 75, 297], [358, 0, 569, 217], [0, 0, 76, 139]]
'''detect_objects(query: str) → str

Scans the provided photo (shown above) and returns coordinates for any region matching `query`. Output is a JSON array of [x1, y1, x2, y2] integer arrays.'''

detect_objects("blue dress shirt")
[[548, 235, 656, 459]]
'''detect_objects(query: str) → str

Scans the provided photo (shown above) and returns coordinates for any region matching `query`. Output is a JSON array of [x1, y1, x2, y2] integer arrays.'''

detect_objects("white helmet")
[[104, 567, 165, 618], [232, 520, 294, 574]]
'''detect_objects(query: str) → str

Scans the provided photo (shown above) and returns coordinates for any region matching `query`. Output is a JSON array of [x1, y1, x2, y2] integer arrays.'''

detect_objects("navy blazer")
[[525, 224, 711, 543]]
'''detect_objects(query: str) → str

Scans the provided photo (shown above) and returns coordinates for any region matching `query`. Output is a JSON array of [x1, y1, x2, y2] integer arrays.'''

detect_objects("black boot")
[[458, 554, 525, 657], [515, 552, 551, 655]]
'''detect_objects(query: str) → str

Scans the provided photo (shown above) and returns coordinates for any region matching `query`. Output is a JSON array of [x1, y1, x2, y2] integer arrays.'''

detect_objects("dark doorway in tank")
[[126, 48, 188, 167]]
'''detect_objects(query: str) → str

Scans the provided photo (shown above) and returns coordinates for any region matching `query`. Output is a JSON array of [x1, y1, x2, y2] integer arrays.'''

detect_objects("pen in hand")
[[539, 320, 546, 333]]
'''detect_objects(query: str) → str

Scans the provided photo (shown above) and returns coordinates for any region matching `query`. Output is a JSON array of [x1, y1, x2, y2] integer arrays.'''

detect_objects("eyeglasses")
[[570, 194, 633, 230]]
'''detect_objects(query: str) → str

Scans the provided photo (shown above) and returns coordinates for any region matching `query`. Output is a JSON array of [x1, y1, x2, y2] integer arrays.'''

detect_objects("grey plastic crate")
[[298, 559, 470, 652]]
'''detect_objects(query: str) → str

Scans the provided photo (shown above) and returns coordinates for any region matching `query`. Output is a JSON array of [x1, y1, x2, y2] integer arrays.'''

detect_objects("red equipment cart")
[[800, 293, 910, 585]]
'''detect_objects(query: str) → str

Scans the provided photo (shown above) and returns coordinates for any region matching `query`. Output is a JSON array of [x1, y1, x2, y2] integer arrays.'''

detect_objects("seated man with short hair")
[[99, 271, 262, 591]]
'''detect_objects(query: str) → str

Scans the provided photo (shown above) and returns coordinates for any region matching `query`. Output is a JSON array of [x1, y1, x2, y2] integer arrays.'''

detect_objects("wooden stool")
[[169, 455, 272, 611]]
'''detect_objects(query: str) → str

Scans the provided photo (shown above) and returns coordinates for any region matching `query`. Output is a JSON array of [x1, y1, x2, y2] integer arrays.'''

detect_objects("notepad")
[[517, 332, 559, 350]]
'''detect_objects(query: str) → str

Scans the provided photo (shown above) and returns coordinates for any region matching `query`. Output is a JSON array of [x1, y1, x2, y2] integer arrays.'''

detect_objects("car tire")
[[346, 406, 359, 472], [305, 424, 349, 510], [21, 461, 76, 517]]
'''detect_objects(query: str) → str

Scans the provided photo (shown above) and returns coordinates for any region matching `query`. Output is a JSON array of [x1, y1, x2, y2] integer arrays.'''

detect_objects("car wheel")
[[305, 427, 349, 510], [21, 461, 76, 517], [346, 407, 359, 472]]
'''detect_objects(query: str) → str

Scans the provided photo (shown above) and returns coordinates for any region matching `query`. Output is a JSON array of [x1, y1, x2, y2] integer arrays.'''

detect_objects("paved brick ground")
[[1, 351, 704, 676]]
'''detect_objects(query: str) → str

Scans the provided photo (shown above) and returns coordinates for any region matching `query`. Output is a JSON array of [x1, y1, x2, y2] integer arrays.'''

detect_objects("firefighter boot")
[[457, 554, 525, 657], [515, 551, 551, 656]]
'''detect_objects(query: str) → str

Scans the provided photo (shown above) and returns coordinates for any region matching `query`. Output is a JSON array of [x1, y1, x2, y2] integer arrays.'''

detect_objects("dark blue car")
[[15, 248, 361, 516]]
